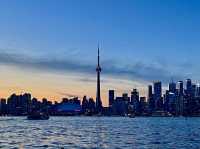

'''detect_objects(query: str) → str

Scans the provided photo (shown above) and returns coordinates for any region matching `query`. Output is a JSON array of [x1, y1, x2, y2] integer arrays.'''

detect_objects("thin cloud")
[[57, 92, 81, 98], [0, 50, 184, 83]]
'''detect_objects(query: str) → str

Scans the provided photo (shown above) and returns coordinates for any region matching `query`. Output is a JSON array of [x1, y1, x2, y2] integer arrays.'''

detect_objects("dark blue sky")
[[0, 0, 200, 103]]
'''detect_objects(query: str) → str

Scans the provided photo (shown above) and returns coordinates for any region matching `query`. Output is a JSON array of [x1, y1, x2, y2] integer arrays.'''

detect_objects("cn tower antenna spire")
[[98, 43, 100, 66]]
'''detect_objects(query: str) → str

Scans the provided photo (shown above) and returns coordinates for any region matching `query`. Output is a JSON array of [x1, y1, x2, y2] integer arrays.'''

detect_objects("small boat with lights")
[[27, 112, 49, 120]]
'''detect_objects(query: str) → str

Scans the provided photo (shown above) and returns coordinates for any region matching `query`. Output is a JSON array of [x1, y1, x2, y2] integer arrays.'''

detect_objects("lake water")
[[0, 117, 200, 149]]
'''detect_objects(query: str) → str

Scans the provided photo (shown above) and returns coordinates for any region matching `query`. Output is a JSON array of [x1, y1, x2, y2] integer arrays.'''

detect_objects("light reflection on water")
[[0, 117, 200, 148]]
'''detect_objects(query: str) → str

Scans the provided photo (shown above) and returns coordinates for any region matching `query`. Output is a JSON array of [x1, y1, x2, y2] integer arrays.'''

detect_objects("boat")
[[128, 113, 135, 118], [151, 111, 172, 117], [27, 112, 49, 120]]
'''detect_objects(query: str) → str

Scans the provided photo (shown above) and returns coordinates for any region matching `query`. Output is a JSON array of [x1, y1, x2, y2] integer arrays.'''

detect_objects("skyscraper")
[[177, 81, 184, 95], [148, 85, 155, 112], [96, 46, 102, 112], [148, 85, 153, 99], [154, 81, 162, 100], [131, 89, 139, 104], [197, 85, 200, 97], [122, 93, 129, 103], [177, 81, 184, 115], [153, 81, 162, 110], [192, 84, 196, 97], [168, 92, 176, 114], [169, 81, 176, 93], [109, 90, 115, 107], [186, 79, 192, 95], [131, 89, 140, 114]]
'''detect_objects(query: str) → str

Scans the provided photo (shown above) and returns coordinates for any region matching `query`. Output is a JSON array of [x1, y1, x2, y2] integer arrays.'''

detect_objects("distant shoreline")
[[0, 115, 200, 118]]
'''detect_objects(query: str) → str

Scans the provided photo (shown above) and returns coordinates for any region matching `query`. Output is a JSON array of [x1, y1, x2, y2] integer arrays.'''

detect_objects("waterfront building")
[[52, 97, 82, 116], [168, 92, 176, 115], [109, 90, 115, 108], [169, 81, 176, 93], [139, 97, 147, 114], [0, 98, 7, 115], [148, 85, 153, 99], [177, 81, 184, 96], [148, 85, 155, 113], [197, 85, 200, 97], [186, 79, 192, 96], [154, 81, 162, 99], [112, 97, 127, 116], [192, 84, 197, 97], [122, 93, 130, 103], [82, 96, 89, 113], [131, 89, 140, 115], [153, 81, 163, 110]]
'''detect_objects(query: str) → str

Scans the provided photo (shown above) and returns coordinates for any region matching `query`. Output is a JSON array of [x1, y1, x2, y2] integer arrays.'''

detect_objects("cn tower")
[[96, 45, 102, 112]]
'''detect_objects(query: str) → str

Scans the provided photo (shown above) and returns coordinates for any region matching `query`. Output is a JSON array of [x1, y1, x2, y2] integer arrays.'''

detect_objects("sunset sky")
[[0, 0, 200, 106]]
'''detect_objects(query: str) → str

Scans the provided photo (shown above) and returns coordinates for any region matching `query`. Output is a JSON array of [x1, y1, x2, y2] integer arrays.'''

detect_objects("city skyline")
[[1, 1, 200, 106], [1, 77, 200, 117]]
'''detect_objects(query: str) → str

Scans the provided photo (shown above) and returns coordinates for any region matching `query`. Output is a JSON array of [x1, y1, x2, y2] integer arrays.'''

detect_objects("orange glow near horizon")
[[0, 65, 148, 107]]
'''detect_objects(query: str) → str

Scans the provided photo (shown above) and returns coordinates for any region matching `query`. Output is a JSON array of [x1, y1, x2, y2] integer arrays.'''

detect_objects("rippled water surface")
[[0, 117, 200, 149]]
